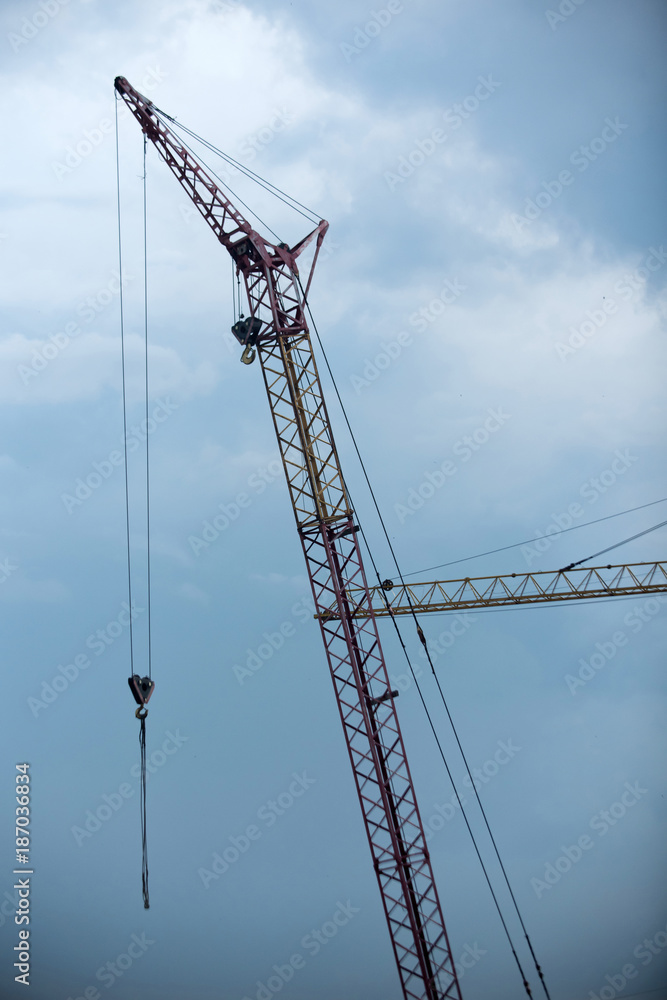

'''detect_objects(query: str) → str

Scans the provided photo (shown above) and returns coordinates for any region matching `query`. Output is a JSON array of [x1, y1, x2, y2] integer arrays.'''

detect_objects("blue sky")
[[1, 1, 666, 998]]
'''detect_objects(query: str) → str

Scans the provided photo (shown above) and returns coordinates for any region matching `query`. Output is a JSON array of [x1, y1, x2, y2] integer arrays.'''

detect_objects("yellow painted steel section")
[[333, 561, 667, 617]]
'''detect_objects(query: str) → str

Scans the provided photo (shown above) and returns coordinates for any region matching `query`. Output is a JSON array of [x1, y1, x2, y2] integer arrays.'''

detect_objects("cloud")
[[2, 5, 665, 998], [249, 572, 307, 588], [1, 331, 218, 404], [0, 573, 69, 603], [178, 581, 210, 604]]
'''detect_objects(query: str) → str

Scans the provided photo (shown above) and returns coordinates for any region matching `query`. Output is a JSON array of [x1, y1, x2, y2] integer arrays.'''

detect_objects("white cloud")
[[249, 572, 307, 588], [0, 574, 69, 603], [1, 331, 218, 404], [178, 580, 210, 604]]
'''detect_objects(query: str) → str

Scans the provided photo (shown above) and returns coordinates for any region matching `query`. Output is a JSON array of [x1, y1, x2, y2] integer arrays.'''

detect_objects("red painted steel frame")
[[115, 76, 462, 1000]]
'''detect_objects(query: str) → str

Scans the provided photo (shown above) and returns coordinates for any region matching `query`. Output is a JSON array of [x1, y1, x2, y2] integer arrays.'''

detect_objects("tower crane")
[[115, 76, 461, 1000], [114, 76, 665, 999]]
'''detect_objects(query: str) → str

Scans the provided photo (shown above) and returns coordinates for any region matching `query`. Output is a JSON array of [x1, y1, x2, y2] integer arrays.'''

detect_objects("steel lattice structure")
[[343, 560, 667, 617], [115, 77, 462, 1000]]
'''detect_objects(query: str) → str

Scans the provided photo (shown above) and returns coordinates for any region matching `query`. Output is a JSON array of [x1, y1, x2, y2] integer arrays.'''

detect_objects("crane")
[[114, 76, 665, 998], [115, 76, 461, 1000]]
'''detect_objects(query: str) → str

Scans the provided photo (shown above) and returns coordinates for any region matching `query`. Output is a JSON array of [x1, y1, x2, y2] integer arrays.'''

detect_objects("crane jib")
[[114, 76, 328, 289]]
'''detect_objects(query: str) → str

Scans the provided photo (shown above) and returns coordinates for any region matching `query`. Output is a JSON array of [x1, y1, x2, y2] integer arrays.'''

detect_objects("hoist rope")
[[143, 134, 153, 681], [298, 281, 546, 1000], [232, 266, 242, 324], [139, 711, 149, 909], [139, 137, 152, 907], [404, 496, 667, 580], [115, 92, 154, 909], [115, 95, 136, 677]]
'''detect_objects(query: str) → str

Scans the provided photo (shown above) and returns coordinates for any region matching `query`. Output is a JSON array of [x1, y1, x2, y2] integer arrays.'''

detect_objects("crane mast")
[[115, 78, 462, 1000]]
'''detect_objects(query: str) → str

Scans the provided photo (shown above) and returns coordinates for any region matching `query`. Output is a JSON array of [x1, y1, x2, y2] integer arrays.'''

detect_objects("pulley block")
[[128, 674, 155, 706]]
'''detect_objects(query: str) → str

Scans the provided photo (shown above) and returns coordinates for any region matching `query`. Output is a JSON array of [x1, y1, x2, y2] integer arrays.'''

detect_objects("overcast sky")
[[1, 1, 666, 999]]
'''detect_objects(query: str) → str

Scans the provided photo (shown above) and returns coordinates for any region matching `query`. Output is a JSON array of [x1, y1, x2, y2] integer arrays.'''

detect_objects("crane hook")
[[240, 345, 256, 365]]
